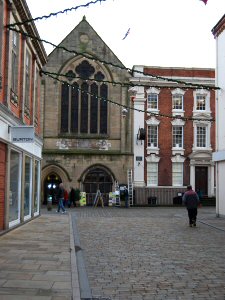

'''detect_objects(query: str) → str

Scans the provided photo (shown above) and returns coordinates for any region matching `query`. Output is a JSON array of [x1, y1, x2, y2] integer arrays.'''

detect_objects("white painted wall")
[[214, 23, 225, 217], [216, 29, 225, 151], [0, 115, 42, 159], [133, 85, 145, 187]]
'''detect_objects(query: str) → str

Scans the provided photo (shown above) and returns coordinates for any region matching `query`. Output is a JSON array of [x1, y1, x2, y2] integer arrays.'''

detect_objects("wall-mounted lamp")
[[122, 108, 128, 118]]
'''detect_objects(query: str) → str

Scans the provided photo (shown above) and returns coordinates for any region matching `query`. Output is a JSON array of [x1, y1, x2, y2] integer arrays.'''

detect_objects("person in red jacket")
[[182, 185, 200, 227], [63, 189, 69, 208]]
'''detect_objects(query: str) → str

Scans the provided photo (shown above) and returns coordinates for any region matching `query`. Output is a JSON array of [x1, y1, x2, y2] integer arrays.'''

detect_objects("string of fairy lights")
[[5, 3, 218, 123], [43, 70, 215, 122], [42, 70, 216, 90], [7, 0, 107, 27], [6, 27, 219, 92]]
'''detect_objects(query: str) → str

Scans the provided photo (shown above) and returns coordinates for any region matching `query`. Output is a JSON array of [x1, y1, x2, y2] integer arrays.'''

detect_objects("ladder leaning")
[[127, 169, 133, 206]]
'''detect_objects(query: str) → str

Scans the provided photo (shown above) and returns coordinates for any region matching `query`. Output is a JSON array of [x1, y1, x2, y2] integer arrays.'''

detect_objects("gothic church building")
[[41, 17, 133, 205]]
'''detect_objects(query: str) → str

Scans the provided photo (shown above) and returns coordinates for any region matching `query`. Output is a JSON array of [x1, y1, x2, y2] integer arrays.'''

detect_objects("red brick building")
[[0, 0, 47, 231], [130, 66, 216, 205]]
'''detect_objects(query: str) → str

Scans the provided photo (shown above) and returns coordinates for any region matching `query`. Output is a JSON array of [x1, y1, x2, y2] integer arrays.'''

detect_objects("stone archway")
[[41, 165, 70, 204], [81, 166, 114, 206]]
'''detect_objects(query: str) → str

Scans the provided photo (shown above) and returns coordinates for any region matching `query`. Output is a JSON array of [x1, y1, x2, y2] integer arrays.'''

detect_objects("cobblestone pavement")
[[73, 207, 225, 300]]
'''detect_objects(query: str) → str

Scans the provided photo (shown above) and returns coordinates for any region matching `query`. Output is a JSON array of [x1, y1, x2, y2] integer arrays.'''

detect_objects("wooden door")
[[195, 166, 208, 196]]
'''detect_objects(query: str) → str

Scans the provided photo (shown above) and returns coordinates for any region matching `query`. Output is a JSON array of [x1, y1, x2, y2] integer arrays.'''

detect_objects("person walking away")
[[68, 187, 76, 208], [56, 183, 66, 213], [182, 185, 200, 227]]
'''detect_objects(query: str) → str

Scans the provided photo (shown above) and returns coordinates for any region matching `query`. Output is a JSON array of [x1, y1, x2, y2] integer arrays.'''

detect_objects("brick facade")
[[131, 66, 216, 205], [0, 0, 47, 231]]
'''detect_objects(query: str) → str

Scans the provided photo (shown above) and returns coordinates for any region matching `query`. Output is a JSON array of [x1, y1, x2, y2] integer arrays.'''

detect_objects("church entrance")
[[43, 173, 62, 204], [83, 167, 113, 206]]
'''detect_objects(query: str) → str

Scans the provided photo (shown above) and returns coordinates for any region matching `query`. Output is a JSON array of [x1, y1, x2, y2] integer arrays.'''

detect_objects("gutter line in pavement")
[[71, 212, 93, 300]]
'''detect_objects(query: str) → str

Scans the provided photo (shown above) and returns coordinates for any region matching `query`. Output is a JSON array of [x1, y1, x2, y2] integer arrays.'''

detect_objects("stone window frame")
[[60, 60, 109, 136]]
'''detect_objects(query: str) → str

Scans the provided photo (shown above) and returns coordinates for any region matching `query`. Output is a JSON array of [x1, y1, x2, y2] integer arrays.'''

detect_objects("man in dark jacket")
[[56, 183, 66, 213], [182, 185, 200, 227]]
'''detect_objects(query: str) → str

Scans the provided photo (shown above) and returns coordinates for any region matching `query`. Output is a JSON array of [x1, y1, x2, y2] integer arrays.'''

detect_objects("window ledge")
[[172, 148, 184, 156], [192, 146, 212, 152], [147, 147, 159, 155], [172, 110, 184, 117], [147, 109, 159, 116], [193, 110, 211, 117]]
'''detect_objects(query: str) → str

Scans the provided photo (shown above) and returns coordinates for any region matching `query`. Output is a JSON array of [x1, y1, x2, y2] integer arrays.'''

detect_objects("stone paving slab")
[[73, 207, 225, 300], [0, 214, 80, 300]]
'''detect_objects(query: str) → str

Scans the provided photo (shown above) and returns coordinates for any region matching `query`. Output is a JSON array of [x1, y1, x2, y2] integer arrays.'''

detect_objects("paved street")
[[0, 213, 80, 300], [73, 207, 225, 300], [0, 207, 225, 300]]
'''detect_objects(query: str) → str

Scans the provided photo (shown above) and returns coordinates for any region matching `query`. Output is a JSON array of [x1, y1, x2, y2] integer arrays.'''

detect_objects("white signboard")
[[11, 126, 35, 143]]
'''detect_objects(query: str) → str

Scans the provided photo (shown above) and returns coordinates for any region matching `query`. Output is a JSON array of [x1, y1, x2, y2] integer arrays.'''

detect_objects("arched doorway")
[[41, 164, 71, 204], [83, 167, 113, 206], [43, 173, 62, 204]]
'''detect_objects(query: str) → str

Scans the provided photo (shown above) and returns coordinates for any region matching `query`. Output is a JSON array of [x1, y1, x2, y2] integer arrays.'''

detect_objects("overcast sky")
[[25, 0, 225, 69]]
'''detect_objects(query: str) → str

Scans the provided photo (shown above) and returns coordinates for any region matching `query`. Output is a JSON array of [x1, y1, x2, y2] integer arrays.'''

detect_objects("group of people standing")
[[56, 183, 80, 213], [56, 182, 201, 227]]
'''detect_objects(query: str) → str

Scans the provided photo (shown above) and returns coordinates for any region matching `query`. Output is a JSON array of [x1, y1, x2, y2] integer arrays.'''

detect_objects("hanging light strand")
[[42, 70, 217, 90], [6, 27, 220, 91], [44, 70, 215, 123], [6, 0, 107, 28]]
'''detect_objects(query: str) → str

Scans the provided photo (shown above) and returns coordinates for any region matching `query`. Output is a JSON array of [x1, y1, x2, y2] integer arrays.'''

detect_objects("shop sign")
[[10, 126, 35, 143]]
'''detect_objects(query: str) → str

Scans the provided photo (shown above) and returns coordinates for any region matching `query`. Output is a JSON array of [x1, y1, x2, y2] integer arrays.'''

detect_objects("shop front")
[[0, 123, 42, 232]]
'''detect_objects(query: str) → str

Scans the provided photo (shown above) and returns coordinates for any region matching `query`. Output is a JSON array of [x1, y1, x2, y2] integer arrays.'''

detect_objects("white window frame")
[[146, 117, 160, 154], [193, 121, 211, 150], [172, 163, 183, 186], [172, 88, 185, 111], [146, 154, 160, 187], [172, 126, 183, 148], [147, 125, 158, 148], [146, 87, 160, 112], [171, 119, 185, 155], [193, 89, 210, 113], [171, 155, 185, 187]]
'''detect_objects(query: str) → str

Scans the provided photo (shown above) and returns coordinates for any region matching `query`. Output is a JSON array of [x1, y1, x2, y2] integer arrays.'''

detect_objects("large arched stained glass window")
[[60, 60, 108, 135]]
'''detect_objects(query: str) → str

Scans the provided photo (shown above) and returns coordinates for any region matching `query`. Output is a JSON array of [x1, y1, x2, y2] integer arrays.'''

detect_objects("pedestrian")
[[56, 183, 66, 213], [63, 188, 69, 207], [182, 185, 200, 227], [74, 187, 81, 206], [68, 186, 76, 208], [124, 186, 129, 208]]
